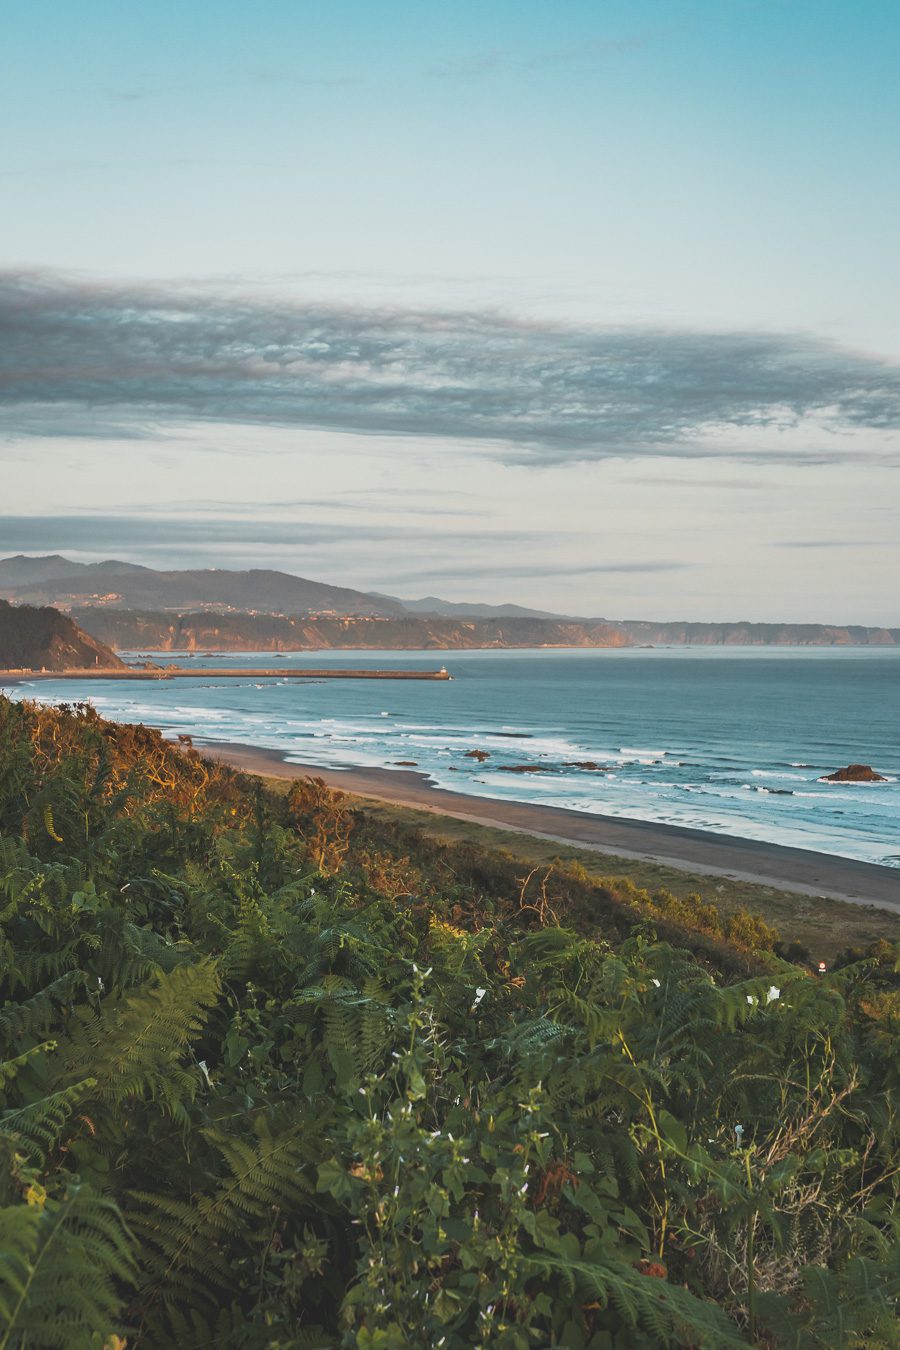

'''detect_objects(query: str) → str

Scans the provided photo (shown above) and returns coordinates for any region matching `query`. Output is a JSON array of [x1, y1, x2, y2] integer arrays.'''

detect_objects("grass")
[[296, 791, 900, 963]]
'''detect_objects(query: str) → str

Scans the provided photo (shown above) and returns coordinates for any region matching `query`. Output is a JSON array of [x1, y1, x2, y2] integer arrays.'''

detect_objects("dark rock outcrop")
[[821, 764, 888, 783], [0, 600, 125, 671], [496, 764, 553, 773], [465, 749, 491, 761]]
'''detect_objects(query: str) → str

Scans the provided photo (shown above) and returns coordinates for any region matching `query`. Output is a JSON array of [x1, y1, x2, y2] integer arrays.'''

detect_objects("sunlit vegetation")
[[0, 696, 898, 1348]]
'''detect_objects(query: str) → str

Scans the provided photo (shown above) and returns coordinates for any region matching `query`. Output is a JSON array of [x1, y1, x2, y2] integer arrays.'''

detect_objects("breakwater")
[[0, 666, 452, 682]]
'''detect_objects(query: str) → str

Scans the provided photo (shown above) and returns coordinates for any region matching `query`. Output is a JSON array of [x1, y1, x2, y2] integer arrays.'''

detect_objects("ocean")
[[5, 646, 899, 867]]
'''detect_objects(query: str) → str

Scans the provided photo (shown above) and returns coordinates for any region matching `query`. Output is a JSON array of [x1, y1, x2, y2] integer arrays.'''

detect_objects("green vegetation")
[[0, 696, 898, 1348], [345, 801, 900, 962]]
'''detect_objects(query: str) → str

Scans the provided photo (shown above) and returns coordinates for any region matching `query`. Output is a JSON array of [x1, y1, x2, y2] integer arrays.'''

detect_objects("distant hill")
[[0, 554, 150, 586], [4, 557, 898, 645], [614, 619, 900, 646], [0, 556, 405, 617], [377, 594, 574, 620], [0, 600, 125, 670]]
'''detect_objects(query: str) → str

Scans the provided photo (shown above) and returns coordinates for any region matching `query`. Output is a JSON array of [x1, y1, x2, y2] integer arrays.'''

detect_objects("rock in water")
[[821, 763, 888, 783]]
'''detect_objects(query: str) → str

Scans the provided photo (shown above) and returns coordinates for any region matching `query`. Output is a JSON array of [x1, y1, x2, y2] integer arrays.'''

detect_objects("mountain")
[[0, 558, 573, 620], [0, 556, 404, 617], [71, 609, 630, 652], [0, 600, 125, 670], [4, 558, 898, 645], [0, 554, 150, 586]]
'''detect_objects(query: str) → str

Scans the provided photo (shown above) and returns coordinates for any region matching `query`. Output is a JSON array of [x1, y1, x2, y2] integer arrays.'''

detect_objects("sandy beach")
[[199, 739, 900, 914]]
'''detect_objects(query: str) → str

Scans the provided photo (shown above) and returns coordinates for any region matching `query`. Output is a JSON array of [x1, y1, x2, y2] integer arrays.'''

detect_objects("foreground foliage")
[[0, 696, 897, 1348]]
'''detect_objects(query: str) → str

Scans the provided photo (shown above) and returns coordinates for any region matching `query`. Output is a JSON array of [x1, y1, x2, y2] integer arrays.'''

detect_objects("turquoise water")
[[6, 647, 899, 867]]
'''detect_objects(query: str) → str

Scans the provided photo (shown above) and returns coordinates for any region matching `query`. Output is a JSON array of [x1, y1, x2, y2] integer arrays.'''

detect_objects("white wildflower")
[[471, 986, 487, 1009], [198, 1059, 211, 1086], [651, 978, 661, 988], [766, 985, 781, 1004]]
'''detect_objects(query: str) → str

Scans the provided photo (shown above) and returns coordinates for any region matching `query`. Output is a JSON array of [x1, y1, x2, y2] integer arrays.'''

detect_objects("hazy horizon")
[[2, 1, 899, 624]]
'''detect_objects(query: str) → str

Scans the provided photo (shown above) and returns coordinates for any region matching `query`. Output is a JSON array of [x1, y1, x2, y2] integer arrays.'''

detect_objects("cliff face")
[[72, 610, 631, 652], [71, 608, 900, 653], [0, 601, 126, 670], [616, 621, 900, 646]]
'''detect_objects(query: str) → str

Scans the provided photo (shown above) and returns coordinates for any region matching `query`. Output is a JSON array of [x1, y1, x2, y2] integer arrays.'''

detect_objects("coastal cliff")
[[71, 607, 900, 652], [71, 610, 632, 651], [0, 600, 126, 670]]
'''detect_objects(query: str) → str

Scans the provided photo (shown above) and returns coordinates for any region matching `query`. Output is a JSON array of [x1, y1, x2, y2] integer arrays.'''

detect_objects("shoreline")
[[198, 739, 900, 914]]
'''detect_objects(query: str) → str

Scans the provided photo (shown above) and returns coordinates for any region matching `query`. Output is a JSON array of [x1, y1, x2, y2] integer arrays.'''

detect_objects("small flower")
[[651, 978, 661, 988], [766, 985, 781, 1004], [198, 1059, 211, 1086], [471, 986, 487, 1009], [746, 994, 757, 1006]]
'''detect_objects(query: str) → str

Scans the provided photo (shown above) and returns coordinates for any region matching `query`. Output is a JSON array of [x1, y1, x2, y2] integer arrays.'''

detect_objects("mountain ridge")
[[2, 556, 898, 640], [0, 555, 405, 617]]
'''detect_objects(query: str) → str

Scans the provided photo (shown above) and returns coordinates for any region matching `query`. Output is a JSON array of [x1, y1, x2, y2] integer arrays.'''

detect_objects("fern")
[[56, 958, 220, 1113], [0, 1185, 134, 1350], [525, 1254, 749, 1348], [1, 1079, 97, 1166], [757, 1248, 900, 1348], [0, 1042, 57, 1094], [0, 971, 86, 1051], [130, 1115, 314, 1307]]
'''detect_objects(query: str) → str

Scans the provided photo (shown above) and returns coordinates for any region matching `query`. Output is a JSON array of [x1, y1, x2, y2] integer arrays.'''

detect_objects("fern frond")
[[56, 958, 220, 1110], [0, 1041, 57, 1094], [130, 1114, 313, 1305], [0, 1185, 133, 1350], [526, 1254, 748, 1348], [0, 1079, 96, 1165], [0, 971, 86, 1051]]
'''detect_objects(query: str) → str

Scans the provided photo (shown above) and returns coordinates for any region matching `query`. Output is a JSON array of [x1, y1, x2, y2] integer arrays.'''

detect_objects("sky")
[[1, 0, 899, 622]]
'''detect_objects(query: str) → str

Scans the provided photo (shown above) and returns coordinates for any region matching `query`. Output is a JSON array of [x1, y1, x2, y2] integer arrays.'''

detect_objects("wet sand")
[[199, 740, 900, 914]]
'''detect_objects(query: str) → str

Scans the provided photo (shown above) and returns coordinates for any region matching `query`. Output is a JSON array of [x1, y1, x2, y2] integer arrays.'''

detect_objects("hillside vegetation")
[[0, 599, 124, 671], [0, 695, 898, 1348]]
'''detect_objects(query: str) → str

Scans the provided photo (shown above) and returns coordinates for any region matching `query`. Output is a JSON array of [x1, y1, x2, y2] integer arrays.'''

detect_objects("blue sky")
[[2, 0, 899, 620]]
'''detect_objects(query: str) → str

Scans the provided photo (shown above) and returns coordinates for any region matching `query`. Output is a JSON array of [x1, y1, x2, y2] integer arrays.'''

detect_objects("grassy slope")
[[259, 783, 900, 963]]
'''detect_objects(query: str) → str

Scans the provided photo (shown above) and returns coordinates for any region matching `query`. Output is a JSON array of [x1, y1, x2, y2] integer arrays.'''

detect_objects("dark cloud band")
[[2, 270, 900, 463]]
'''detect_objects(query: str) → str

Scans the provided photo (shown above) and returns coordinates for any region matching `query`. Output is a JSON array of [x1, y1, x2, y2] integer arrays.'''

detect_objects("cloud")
[[2, 269, 900, 464], [777, 539, 883, 549], [0, 513, 535, 560], [381, 561, 690, 583]]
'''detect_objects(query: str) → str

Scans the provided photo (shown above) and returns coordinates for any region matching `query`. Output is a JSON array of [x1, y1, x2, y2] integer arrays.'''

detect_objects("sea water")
[[5, 646, 899, 867]]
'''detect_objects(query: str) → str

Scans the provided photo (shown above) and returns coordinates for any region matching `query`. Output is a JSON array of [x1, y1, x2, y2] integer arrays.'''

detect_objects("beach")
[[200, 739, 900, 914]]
